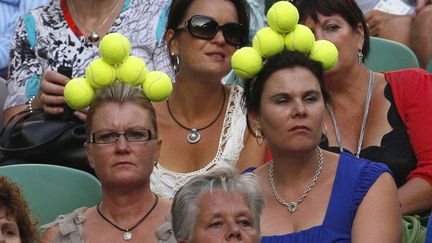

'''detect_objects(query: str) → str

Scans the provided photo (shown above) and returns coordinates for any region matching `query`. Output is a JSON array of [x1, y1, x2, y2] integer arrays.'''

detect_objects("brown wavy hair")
[[0, 176, 39, 243]]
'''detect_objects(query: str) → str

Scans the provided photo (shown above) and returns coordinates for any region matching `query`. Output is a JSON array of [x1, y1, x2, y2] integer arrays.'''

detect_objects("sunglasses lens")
[[222, 23, 246, 45], [189, 16, 218, 40]]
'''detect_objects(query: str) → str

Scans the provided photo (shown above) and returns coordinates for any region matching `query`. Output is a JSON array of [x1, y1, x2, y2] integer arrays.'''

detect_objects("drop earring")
[[358, 51, 364, 64]]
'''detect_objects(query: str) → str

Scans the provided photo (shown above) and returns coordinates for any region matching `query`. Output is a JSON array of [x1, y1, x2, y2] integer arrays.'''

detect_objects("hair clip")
[[64, 33, 173, 110]]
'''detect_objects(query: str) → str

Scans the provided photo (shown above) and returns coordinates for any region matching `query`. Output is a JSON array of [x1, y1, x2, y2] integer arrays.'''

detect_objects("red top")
[[387, 68, 432, 185]]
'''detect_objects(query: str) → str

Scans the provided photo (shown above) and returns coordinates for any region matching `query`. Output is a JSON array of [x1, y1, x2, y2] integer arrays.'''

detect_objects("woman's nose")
[[212, 30, 226, 45], [225, 225, 242, 240], [115, 134, 130, 152], [293, 101, 307, 117]]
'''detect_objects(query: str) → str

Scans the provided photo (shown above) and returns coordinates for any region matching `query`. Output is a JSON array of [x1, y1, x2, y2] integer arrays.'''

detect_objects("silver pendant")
[[187, 128, 200, 144], [123, 231, 132, 241], [87, 32, 100, 43], [287, 202, 298, 213]]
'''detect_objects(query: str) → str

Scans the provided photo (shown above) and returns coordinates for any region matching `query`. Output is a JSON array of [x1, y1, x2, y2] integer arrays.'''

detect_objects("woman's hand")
[[365, 10, 395, 37], [40, 70, 69, 114]]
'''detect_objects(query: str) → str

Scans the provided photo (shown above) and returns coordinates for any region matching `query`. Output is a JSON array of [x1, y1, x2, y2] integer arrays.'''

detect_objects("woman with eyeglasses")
[[41, 82, 172, 242], [245, 50, 401, 242], [150, 0, 266, 200], [295, 0, 432, 215]]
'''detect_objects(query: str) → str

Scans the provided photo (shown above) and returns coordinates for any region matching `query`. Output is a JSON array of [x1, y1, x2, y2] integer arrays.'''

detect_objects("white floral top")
[[150, 85, 246, 199]]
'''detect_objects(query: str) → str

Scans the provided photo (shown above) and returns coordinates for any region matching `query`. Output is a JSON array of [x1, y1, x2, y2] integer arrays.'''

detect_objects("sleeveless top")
[[262, 152, 391, 242], [320, 84, 416, 187], [150, 85, 246, 199], [41, 207, 174, 243]]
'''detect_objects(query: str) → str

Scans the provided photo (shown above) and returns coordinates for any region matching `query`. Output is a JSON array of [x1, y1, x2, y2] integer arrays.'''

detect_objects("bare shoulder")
[[41, 224, 60, 243], [158, 197, 172, 213]]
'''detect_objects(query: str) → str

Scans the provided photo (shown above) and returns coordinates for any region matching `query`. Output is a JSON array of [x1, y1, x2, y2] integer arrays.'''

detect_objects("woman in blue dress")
[[243, 50, 402, 242]]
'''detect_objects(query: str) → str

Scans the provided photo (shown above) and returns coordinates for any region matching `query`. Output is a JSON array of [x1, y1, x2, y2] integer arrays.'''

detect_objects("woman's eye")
[[209, 221, 223, 228], [304, 95, 318, 102], [238, 219, 252, 227], [324, 24, 340, 31], [275, 97, 290, 104], [5, 229, 18, 237]]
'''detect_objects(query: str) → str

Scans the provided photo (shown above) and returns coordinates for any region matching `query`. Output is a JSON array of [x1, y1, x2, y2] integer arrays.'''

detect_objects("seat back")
[[365, 37, 419, 72], [0, 164, 101, 227], [426, 59, 432, 73]]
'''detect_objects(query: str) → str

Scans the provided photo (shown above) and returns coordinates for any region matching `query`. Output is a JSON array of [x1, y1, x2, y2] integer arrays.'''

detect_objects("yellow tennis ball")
[[64, 78, 95, 110], [284, 24, 316, 54], [267, 1, 299, 34], [117, 56, 148, 86], [231, 47, 263, 79], [142, 71, 173, 102], [85, 58, 116, 89], [99, 33, 131, 65], [252, 27, 284, 58], [309, 40, 339, 71]]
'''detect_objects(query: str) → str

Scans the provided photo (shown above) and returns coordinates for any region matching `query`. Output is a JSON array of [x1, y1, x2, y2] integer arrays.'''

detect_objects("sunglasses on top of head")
[[176, 15, 247, 46]]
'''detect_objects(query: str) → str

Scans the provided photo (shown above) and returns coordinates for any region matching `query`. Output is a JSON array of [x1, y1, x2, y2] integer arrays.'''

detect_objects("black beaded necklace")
[[96, 194, 159, 241]]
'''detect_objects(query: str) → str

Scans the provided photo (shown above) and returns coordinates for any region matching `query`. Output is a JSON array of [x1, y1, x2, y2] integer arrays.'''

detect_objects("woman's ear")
[[247, 110, 261, 134], [84, 142, 95, 169], [355, 23, 365, 51], [165, 29, 179, 54]]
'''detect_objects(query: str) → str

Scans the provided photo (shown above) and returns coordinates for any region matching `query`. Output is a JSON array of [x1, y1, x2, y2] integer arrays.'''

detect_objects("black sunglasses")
[[176, 15, 247, 46]]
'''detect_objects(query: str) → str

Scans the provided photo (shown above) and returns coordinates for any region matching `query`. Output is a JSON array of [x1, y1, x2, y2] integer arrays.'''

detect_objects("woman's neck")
[[325, 65, 371, 106], [169, 76, 227, 120], [68, 0, 124, 26], [270, 147, 322, 187], [100, 185, 155, 221]]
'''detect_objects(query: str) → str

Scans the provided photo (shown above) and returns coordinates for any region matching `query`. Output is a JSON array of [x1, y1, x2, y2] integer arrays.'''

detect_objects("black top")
[[320, 84, 417, 187]]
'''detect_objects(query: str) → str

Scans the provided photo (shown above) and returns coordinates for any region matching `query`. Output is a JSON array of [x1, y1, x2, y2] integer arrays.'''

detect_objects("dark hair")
[[86, 82, 158, 139], [244, 51, 330, 113], [165, 0, 251, 65], [295, 0, 370, 59], [0, 176, 39, 243]]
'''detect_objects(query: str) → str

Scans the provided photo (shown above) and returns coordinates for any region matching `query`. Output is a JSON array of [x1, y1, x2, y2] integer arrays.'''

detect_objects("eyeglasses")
[[90, 129, 154, 144], [176, 15, 247, 46]]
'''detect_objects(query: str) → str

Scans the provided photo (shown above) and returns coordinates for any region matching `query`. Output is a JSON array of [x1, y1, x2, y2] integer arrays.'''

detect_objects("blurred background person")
[[3, 0, 173, 124], [0, 0, 48, 79], [355, 0, 432, 68], [0, 176, 39, 243], [296, 0, 432, 215], [244, 50, 401, 242], [150, 0, 266, 200], [41, 82, 171, 242], [169, 167, 264, 243]]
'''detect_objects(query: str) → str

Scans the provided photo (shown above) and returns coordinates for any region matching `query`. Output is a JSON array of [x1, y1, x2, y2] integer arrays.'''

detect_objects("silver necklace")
[[68, 0, 122, 43], [327, 70, 375, 158], [96, 194, 158, 241], [166, 86, 226, 144], [268, 147, 324, 213]]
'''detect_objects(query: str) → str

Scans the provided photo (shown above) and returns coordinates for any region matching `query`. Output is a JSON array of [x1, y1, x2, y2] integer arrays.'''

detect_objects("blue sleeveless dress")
[[261, 152, 392, 243]]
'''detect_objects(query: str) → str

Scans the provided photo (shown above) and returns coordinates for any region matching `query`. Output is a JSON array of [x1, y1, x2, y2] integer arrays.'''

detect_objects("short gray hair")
[[171, 167, 265, 241], [85, 81, 158, 137]]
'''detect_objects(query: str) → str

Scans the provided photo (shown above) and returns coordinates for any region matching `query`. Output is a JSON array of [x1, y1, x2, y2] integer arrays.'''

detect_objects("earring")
[[320, 122, 328, 143], [255, 128, 264, 147], [358, 51, 364, 64], [171, 51, 180, 73]]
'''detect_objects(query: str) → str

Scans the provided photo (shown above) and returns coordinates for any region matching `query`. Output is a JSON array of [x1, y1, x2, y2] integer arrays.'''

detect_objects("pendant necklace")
[[96, 194, 159, 241], [67, 0, 122, 43], [268, 147, 324, 213], [166, 85, 226, 144], [327, 70, 375, 158]]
